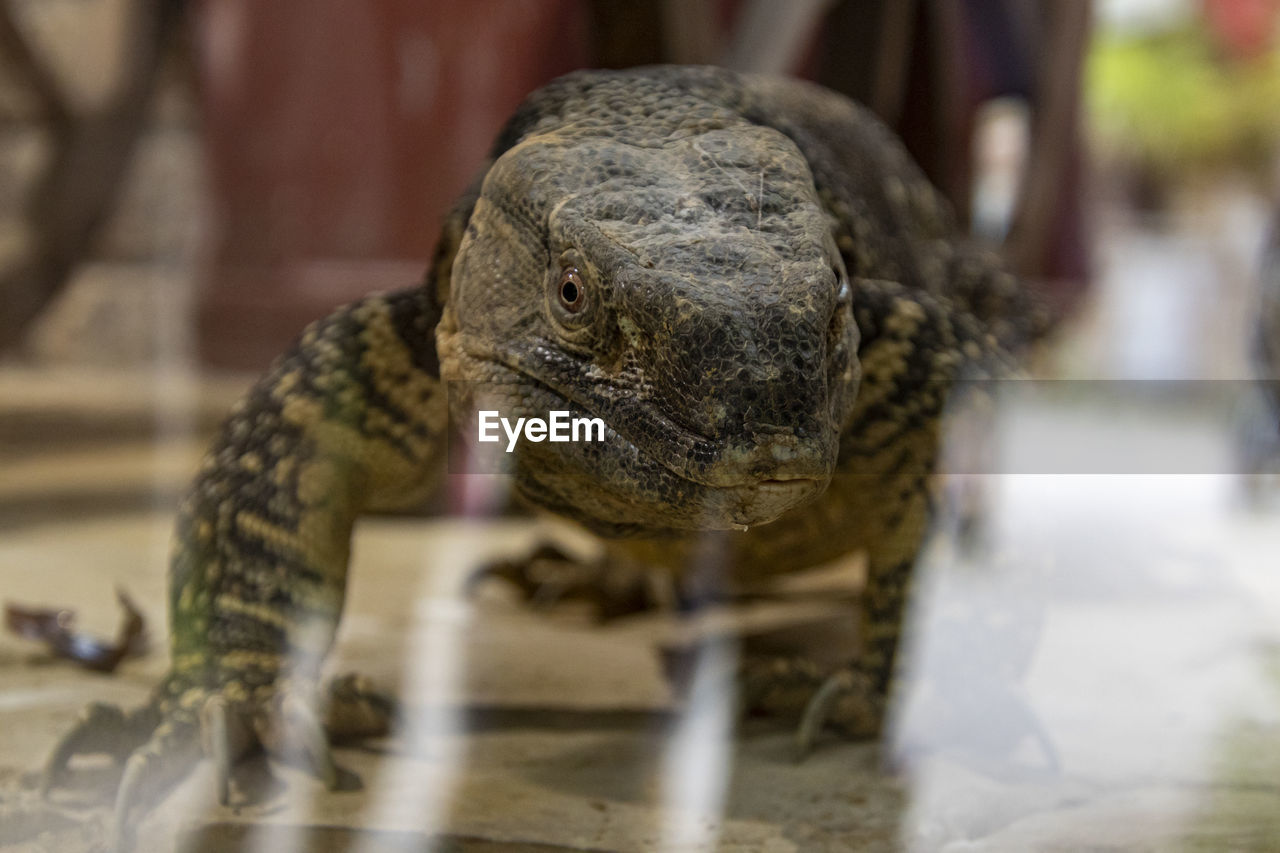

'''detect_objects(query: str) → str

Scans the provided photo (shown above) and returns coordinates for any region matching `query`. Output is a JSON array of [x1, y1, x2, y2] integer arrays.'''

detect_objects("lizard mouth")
[[479, 354, 832, 487], [715, 477, 826, 526], [451, 357, 830, 531]]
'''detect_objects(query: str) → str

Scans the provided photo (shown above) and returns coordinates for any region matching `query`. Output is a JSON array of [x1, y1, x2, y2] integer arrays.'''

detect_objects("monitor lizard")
[[37, 65, 1048, 849]]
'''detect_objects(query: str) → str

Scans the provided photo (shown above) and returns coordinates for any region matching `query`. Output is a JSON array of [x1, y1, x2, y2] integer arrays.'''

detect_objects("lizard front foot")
[[739, 656, 885, 758], [41, 671, 393, 851]]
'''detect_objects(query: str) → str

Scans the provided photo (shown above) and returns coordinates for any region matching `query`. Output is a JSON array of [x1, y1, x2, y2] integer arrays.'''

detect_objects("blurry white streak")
[[657, 634, 737, 852], [230, 488, 479, 853], [1097, 0, 1194, 34], [148, 267, 197, 558], [970, 98, 1030, 244], [236, 820, 313, 853], [354, 456, 505, 847], [0, 687, 90, 712], [200, 0, 250, 103], [720, 0, 835, 75], [147, 103, 203, 563], [658, 529, 738, 852], [354, 568, 470, 847], [142, 60, 215, 853]]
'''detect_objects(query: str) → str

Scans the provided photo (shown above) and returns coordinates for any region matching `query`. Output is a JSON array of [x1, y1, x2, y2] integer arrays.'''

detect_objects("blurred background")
[[1, 0, 1275, 376], [0, 0, 1273, 377], [4, 1, 1280, 850]]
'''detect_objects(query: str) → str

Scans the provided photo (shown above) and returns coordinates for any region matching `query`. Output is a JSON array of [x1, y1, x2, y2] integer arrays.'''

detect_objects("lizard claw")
[[39, 701, 159, 799], [199, 696, 236, 806], [42, 670, 395, 850], [795, 667, 881, 759], [738, 656, 885, 758], [275, 690, 341, 790], [251, 674, 391, 794]]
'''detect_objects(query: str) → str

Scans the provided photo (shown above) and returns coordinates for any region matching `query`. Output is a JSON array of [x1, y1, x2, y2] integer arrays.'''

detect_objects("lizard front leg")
[[793, 471, 931, 752], [739, 282, 971, 754], [39, 287, 447, 849], [736, 454, 934, 756]]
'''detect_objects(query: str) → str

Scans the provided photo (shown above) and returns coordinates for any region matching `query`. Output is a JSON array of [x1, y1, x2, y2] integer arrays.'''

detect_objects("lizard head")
[[438, 95, 859, 536]]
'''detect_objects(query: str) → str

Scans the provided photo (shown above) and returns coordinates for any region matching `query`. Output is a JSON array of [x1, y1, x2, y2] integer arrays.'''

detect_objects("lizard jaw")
[[717, 477, 828, 528]]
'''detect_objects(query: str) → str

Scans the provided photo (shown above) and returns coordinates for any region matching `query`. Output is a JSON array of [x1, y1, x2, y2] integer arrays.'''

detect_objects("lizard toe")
[[469, 543, 672, 622], [795, 666, 883, 759], [40, 701, 160, 799], [249, 679, 365, 793]]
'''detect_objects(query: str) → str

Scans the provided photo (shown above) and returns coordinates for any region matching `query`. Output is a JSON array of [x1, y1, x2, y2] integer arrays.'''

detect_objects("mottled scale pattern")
[[40, 287, 446, 848], [41, 65, 1048, 846], [170, 291, 429, 690]]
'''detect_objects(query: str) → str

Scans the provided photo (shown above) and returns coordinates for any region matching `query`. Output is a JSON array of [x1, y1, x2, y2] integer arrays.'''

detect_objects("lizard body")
[[40, 66, 1045, 847]]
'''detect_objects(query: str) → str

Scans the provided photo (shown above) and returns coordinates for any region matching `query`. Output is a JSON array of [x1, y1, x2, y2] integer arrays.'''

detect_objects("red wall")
[[194, 0, 590, 367]]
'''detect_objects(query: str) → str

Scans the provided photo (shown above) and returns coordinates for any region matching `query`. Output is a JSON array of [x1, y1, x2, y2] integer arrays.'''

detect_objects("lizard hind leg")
[[468, 542, 676, 622], [323, 672, 397, 742], [738, 654, 886, 755]]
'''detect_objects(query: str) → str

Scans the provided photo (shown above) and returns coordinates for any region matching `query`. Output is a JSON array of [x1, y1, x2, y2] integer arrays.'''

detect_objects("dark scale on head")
[[440, 72, 865, 532]]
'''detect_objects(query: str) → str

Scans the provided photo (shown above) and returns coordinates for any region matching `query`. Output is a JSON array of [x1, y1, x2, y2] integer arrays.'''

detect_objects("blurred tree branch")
[[0, 5, 70, 124], [0, 0, 186, 353], [1005, 1, 1091, 282]]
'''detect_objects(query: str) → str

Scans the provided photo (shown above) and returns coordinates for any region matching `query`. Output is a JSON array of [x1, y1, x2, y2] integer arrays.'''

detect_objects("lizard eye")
[[559, 267, 585, 312], [546, 261, 596, 333]]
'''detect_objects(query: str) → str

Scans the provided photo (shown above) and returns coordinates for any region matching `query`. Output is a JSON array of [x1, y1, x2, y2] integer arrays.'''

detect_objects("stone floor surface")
[[2, 369, 1280, 852]]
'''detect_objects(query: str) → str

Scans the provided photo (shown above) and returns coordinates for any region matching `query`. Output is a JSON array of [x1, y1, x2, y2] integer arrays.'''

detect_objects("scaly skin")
[[41, 290, 445, 848], [40, 66, 1046, 847]]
